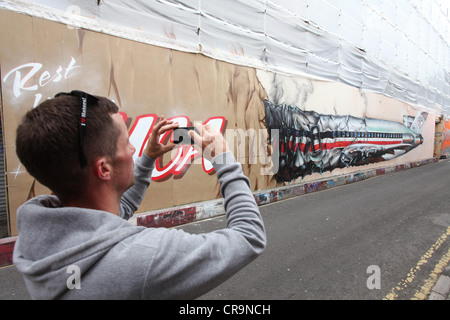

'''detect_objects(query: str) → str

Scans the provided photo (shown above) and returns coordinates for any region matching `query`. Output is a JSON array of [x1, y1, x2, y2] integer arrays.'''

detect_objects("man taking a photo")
[[13, 91, 266, 299]]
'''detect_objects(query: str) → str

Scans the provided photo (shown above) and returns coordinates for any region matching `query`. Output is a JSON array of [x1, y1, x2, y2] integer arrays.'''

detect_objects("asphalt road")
[[1, 159, 449, 300], [180, 159, 450, 300]]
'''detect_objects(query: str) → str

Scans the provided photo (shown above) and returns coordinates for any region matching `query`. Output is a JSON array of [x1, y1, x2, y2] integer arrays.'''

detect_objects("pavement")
[[425, 163, 450, 301], [0, 160, 450, 300], [428, 266, 450, 300]]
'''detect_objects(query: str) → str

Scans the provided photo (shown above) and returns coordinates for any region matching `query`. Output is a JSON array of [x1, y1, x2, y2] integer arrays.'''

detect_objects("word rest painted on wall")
[[121, 113, 225, 181], [2, 57, 79, 108]]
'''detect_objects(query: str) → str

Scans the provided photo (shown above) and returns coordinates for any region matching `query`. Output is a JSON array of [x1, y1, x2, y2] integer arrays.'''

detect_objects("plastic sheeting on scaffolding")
[[1, 0, 448, 115]]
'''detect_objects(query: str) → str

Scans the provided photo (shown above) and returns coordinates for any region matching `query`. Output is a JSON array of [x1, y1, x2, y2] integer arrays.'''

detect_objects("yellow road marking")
[[0, 264, 15, 270], [412, 246, 450, 300], [383, 226, 450, 300]]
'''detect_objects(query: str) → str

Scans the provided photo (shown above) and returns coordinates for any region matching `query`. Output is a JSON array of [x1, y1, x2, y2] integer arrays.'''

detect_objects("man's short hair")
[[16, 93, 120, 198]]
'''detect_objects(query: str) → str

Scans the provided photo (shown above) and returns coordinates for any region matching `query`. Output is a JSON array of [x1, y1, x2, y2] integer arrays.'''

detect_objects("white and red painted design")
[[264, 100, 428, 182], [123, 113, 226, 180]]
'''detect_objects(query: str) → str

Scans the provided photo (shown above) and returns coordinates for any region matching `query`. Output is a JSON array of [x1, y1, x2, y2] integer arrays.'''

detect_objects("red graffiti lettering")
[[120, 113, 225, 180]]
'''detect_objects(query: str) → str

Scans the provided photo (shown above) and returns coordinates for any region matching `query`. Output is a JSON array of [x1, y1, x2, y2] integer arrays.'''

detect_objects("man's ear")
[[93, 156, 112, 181]]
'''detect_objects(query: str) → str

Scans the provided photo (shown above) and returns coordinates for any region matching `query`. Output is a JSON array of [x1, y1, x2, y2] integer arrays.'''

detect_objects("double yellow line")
[[384, 226, 450, 300]]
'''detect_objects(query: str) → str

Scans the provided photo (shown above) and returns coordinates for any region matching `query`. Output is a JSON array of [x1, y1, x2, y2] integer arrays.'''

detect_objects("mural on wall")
[[264, 100, 428, 182], [0, 9, 435, 236], [0, 10, 271, 236]]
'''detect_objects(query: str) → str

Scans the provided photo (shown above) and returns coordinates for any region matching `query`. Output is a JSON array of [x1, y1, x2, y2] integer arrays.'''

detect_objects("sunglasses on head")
[[54, 90, 99, 169]]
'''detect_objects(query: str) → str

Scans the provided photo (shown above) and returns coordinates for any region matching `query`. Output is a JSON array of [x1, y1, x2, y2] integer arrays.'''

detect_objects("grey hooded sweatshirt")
[[13, 151, 266, 299]]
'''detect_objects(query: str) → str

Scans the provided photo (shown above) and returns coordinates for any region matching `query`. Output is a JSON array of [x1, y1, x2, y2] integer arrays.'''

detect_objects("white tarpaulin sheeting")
[[1, 0, 449, 115]]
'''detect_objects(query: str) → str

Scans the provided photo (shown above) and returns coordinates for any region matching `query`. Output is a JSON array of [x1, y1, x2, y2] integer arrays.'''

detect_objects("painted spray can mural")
[[264, 100, 428, 182]]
